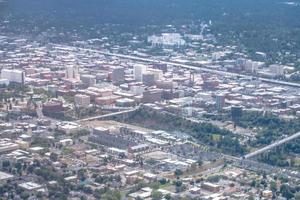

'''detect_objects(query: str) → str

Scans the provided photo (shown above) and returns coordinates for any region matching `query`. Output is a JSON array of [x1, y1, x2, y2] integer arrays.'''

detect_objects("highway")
[[53, 44, 300, 88], [244, 131, 300, 159]]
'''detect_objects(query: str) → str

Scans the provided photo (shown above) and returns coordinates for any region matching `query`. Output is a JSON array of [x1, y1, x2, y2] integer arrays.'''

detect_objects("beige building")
[[74, 94, 90, 108]]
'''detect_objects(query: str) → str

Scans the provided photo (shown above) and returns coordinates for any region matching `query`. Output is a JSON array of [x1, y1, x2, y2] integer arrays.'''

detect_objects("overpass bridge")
[[76, 107, 138, 123], [244, 131, 300, 159]]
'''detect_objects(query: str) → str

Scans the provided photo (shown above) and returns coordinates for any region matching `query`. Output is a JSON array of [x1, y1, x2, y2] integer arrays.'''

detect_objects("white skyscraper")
[[133, 64, 147, 82]]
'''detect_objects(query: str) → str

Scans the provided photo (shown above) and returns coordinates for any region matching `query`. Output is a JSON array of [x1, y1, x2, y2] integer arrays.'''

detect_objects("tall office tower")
[[0, 69, 25, 85], [245, 60, 261, 73], [215, 93, 225, 111], [111, 66, 125, 84], [65, 66, 80, 80], [236, 58, 246, 69], [134, 64, 147, 82], [231, 106, 243, 122], [142, 72, 156, 86]]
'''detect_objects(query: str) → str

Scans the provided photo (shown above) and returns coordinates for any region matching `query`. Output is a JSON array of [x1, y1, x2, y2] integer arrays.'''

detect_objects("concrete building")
[[57, 122, 81, 134], [216, 93, 225, 111], [231, 106, 243, 122], [111, 66, 125, 84], [42, 100, 63, 113], [0, 69, 25, 84], [147, 68, 163, 81], [18, 182, 46, 195], [0, 171, 14, 184], [142, 89, 163, 103], [0, 79, 9, 86], [142, 72, 156, 86], [116, 98, 136, 107], [245, 60, 260, 73], [134, 64, 147, 82], [89, 127, 136, 149], [65, 65, 80, 80], [74, 94, 90, 108], [0, 139, 19, 154], [269, 64, 284, 76], [80, 74, 96, 86], [148, 33, 186, 47], [201, 182, 221, 192]]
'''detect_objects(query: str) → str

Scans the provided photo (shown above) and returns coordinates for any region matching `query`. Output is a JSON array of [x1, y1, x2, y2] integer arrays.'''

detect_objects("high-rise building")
[[231, 106, 243, 122], [0, 69, 25, 85], [236, 58, 246, 69], [142, 72, 156, 86], [245, 60, 261, 73], [134, 64, 147, 82], [215, 93, 225, 111], [111, 66, 125, 84], [65, 66, 80, 80]]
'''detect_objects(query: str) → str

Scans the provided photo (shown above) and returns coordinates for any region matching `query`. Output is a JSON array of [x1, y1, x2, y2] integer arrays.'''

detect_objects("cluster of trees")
[[258, 151, 290, 167], [93, 174, 121, 184], [205, 110, 300, 167], [128, 108, 246, 156], [42, 109, 74, 121]]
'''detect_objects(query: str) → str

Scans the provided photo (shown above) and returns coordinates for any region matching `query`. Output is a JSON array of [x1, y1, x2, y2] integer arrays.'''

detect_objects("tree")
[[151, 191, 163, 200], [270, 181, 277, 193], [280, 184, 294, 199], [159, 178, 167, 185], [20, 191, 30, 200], [15, 162, 23, 173], [77, 169, 86, 181], [197, 160, 203, 166], [174, 169, 183, 177], [102, 189, 121, 200], [50, 152, 58, 162], [165, 194, 172, 200]]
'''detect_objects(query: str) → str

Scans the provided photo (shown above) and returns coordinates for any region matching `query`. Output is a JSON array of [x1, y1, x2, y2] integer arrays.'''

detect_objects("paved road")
[[53, 44, 300, 88], [244, 131, 300, 159], [76, 107, 138, 123]]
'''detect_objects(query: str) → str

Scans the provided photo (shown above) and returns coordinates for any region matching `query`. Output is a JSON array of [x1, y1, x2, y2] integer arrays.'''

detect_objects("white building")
[[147, 68, 163, 81], [269, 64, 284, 76], [0, 139, 19, 154], [0, 79, 9, 86], [245, 60, 262, 73], [148, 33, 186, 47], [0, 69, 25, 84], [65, 65, 80, 80], [57, 122, 81, 134], [74, 94, 90, 108], [134, 64, 147, 82]]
